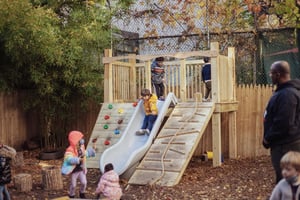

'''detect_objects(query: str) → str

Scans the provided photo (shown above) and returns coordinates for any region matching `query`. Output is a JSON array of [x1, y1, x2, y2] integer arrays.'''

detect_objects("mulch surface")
[[9, 150, 274, 200]]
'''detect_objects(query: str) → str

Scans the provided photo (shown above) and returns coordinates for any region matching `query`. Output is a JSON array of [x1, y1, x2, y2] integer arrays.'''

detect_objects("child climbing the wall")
[[136, 88, 158, 136], [95, 163, 122, 200], [61, 130, 96, 199], [0, 143, 16, 200], [269, 151, 300, 199]]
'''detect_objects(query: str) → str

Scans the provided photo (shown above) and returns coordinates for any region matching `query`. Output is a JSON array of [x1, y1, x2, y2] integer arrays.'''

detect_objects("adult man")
[[201, 57, 211, 101], [263, 61, 300, 183]]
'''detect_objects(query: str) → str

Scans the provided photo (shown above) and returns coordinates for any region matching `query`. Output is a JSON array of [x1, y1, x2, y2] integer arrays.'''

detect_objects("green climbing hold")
[[108, 104, 113, 109], [103, 124, 109, 129]]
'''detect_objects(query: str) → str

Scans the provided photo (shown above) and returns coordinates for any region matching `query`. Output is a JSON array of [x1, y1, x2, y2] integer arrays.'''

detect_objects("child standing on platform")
[[61, 130, 96, 199], [151, 57, 165, 100]]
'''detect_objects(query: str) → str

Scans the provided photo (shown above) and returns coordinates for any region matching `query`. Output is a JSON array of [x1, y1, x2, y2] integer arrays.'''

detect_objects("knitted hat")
[[0, 145, 16, 158], [155, 57, 164, 62]]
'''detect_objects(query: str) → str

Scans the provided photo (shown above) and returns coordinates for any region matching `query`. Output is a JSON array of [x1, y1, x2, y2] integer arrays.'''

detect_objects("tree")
[[0, 0, 133, 149], [126, 0, 299, 38]]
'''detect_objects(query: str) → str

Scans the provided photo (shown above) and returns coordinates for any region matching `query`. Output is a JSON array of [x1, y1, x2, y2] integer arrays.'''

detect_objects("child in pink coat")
[[95, 163, 122, 200]]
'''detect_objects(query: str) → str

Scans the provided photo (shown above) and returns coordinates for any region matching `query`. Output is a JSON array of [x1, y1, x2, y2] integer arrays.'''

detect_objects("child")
[[151, 57, 165, 100], [135, 88, 158, 136], [201, 57, 211, 101], [0, 144, 16, 200], [95, 163, 122, 200], [61, 130, 96, 199], [269, 151, 300, 200]]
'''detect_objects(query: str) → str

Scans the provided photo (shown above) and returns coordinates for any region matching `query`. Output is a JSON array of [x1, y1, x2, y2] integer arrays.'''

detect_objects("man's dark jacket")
[[263, 79, 300, 148]]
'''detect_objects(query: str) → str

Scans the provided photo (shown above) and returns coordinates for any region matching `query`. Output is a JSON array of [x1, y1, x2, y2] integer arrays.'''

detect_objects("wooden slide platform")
[[128, 101, 215, 186], [86, 103, 136, 168]]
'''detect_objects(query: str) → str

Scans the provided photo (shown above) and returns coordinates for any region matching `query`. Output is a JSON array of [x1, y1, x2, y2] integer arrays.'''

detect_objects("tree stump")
[[13, 173, 32, 192], [42, 166, 63, 190], [12, 151, 24, 167]]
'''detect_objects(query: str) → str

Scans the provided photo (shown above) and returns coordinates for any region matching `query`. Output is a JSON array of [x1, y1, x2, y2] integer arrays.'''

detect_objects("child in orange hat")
[[61, 130, 96, 199]]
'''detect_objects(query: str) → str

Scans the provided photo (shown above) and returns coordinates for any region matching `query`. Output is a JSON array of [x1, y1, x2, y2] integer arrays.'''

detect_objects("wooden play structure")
[[87, 42, 238, 186]]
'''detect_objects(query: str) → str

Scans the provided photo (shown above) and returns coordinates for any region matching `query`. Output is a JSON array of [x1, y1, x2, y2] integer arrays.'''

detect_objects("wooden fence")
[[0, 85, 272, 158], [195, 84, 272, 158]]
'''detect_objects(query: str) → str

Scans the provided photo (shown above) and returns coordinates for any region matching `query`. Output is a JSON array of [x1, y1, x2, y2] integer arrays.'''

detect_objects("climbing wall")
[[86, 102, 138, 168]]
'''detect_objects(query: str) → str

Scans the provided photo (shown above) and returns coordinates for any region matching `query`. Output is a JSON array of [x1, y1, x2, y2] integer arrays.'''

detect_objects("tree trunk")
[[13, 173, 32, 192], [12, 151, 24, 167], [42, 166, 63, 190]]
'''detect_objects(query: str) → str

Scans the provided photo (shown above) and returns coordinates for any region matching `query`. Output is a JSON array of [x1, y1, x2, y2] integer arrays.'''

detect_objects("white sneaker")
[[136, 129, 146, 135], [145, 129, 150, 136], [136, 129, 150, 136]]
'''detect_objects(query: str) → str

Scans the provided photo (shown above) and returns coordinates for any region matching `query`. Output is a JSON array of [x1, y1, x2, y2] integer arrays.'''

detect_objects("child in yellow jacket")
[[136, 88, 158, 136]]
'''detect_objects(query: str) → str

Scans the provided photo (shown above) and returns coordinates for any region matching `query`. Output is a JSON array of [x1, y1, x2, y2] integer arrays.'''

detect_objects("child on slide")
[[136, 89, 158, 136]]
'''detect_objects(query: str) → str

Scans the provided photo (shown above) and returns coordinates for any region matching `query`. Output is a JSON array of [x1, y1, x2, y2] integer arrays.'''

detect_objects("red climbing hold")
[[104, 140, 110, 145]]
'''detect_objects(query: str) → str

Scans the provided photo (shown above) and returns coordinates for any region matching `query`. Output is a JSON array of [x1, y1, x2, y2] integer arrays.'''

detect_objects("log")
[[42, 166, 63, 190], [12, 151, 24, 167], [13, 173, 32, 192]]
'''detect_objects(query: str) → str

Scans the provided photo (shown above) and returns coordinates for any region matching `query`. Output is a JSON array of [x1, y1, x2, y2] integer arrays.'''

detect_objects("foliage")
[[0, 0, 133, 149], [127, 0, 299, 39]]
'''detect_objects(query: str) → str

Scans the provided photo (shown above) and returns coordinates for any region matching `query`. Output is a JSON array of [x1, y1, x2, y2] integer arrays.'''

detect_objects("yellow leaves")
[[198, 1, 206, 8]]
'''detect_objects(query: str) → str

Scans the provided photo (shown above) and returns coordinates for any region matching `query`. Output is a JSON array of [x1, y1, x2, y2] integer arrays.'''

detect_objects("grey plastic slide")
[[100, 92, 178, 175]]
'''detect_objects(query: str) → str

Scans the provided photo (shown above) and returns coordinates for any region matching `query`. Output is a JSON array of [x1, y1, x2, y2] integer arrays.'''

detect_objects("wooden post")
[[42, 166, 63, 190], [228, 47, 238, 159], [211, 42, 222, 167], [129, 54, 137, 100], [145, 60, 151, 92], [13, 173, 32, 192], [104, 49, 113, 103], [180, 59, 187, 101]]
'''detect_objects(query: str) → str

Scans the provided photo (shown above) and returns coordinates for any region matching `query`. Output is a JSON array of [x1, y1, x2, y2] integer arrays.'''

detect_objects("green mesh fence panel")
[[261, 29, 300, 84]]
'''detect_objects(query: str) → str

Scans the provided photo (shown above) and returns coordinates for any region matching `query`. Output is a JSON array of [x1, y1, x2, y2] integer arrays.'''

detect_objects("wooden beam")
[[214, 102, 239, 113], [145, 60, 151, 92], [210, 42, 222, 167], [102, 50, 219, 64], [129, 54, 137, 101], [210, 42, 220, 103], [104, 49, 113, 103], [229, 111, 237, 158], [180, 59, 187, 101], [212, 113, 222, 166], [227, 47, 238, 159]]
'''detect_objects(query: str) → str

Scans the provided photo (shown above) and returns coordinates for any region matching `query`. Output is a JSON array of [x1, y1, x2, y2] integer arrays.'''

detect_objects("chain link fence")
[[111, 1, 299, 85]]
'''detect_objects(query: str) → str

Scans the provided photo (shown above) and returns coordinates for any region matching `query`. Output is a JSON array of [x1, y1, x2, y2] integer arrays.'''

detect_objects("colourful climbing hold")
[[117, 119, 123, 124], [103, 124, 109, 129], [104, 140, 110, 145], [133, 102, 138, 107], [118, 108, 123, 114], [104, 115, 110, 120], [114, 129, 120, 135], [108, 104, 113, 109]]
